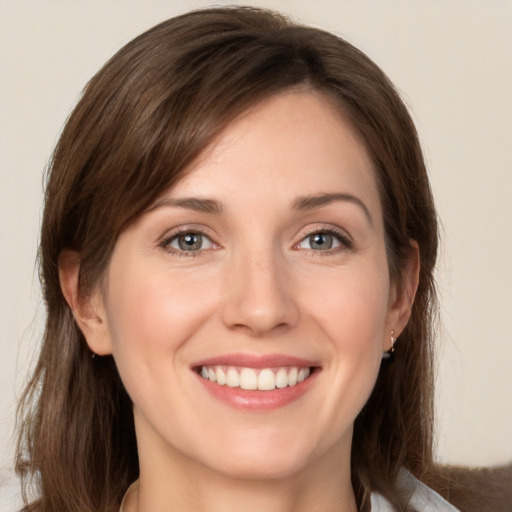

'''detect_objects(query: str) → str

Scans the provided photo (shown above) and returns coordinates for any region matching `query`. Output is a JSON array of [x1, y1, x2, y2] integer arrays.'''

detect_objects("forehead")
[[159, 90, 381, 220]]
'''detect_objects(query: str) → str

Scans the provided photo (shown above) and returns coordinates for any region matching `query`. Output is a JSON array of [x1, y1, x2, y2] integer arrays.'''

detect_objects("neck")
[[127, 476, 357, 512], [124, 427, 358, 512]]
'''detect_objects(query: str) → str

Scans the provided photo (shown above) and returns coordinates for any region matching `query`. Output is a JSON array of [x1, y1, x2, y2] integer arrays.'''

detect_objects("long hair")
[[16, 7, 438, 511]]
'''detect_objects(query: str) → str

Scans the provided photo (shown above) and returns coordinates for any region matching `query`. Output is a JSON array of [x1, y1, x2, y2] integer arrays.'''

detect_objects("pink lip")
[[191, 353, 321, 412], [191, 352, 319, 369]]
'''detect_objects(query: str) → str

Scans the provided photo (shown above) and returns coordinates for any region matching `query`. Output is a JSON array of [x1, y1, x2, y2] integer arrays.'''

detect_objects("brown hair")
[[16, 7, 438, 512]]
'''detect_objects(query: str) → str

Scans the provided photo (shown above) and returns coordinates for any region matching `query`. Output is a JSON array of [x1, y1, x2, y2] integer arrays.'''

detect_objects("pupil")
[[179, 233, 201, 250], [310, 233, 332, 250]]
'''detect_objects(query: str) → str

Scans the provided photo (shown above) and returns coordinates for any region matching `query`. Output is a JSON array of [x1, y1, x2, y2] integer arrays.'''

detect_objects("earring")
[[382, 330, 397, 360]]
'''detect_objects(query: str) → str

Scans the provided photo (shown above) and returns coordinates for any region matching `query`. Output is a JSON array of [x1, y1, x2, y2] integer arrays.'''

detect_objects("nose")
[[221, 247, 299, 337]]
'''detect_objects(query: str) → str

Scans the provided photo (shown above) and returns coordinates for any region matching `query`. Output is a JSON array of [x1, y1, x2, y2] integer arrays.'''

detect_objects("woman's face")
[[88, 90, 406, 480]]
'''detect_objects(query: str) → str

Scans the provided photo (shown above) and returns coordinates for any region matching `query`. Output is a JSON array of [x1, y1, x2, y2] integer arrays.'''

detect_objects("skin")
[[60, 90, 418, 512]]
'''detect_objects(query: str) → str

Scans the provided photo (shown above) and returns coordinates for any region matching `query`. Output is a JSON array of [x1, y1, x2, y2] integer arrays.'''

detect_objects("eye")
[[296, 229, 351, 252], [164, 231, 215, 252]]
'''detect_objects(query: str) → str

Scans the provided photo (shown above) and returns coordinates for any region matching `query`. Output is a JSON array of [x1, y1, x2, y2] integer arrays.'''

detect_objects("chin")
[[207, 452, 313, 481], [193, 428, 327, 481]]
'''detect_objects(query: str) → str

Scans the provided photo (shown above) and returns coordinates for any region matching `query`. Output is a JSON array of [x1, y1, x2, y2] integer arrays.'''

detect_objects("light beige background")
[[1, 0, 511, 470]]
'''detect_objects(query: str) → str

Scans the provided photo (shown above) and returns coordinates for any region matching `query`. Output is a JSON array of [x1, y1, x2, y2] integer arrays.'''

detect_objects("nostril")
[[229, 321, 291, 337]]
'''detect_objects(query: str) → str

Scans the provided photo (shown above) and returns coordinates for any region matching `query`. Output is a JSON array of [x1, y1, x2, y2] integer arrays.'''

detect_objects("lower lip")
[[195, 370, 318, 411]]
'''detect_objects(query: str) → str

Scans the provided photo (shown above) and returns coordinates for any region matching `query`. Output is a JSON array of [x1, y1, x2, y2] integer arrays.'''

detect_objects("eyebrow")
[[148, 197, 224, 214], [292, 193, 373, 225], [148, 192, 372, 224]]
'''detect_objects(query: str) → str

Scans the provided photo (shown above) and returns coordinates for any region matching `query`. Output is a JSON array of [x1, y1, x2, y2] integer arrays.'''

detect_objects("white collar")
[[370, 469, 459, 511]]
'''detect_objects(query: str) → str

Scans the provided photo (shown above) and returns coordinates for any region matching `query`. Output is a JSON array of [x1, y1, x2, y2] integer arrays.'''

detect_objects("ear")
[[384, 240, 420, 349], [58, 249, 112, 355]]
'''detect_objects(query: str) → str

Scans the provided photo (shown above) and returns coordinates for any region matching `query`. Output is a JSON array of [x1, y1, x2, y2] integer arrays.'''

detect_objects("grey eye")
[[168, 232, 213, 251], [296, 230, 348, 251], [178, 233, 202, 251], [308, 233, 334, 250]]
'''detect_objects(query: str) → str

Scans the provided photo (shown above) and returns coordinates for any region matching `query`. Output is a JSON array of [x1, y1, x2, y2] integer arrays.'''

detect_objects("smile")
[[192, 354, 320, 410], [199, 365, 312, 391]]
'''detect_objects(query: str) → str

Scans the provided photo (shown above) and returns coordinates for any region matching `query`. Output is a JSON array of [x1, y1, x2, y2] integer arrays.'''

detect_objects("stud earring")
[[382, 330, 397, 360]]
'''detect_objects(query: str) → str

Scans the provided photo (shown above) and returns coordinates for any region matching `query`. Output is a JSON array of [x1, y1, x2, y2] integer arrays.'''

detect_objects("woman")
[[16, 6, 457, 512]]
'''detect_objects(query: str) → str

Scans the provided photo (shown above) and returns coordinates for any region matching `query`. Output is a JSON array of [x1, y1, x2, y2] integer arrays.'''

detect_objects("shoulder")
[[0, 468, 24, 512], [370, 469, 460, 512], [426, 463, 512, 512], [399, 469, 460, 511]]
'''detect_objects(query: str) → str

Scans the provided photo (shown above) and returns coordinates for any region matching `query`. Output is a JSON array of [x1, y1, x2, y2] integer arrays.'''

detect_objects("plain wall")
[[1, 0, 511, 470]]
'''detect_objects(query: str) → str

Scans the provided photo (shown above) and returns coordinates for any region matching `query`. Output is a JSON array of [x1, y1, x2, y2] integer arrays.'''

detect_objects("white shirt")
[[0, 467, 459, 512], [371, 469, 460, 511]]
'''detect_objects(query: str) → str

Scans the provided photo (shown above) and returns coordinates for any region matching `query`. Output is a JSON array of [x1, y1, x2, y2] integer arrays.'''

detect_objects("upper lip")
[[191, 352, 320, 369]]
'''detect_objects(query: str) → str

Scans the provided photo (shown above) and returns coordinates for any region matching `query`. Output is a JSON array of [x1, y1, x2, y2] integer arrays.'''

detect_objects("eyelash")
[[159, 229, 218, 257], [159, 226, 353, 257], [294, 226, 353, 254]]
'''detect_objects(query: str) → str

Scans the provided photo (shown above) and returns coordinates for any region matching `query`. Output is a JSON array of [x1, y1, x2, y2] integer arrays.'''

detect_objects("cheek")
[[103, 261, 220, 400], [300, 262, 389, 418], [303, 262, 390, 347], [102, 266, 220, 448]]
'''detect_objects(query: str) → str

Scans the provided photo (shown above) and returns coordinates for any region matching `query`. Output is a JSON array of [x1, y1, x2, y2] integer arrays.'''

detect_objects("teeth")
[[226, 368, 240, 387], [240, 368, 258, 390], [199, 365, 312, 391], [258, 369, 275, 391], [275, 368, 288, 388], [216, 367, 226, 385], [288, 367, 298, 386]]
